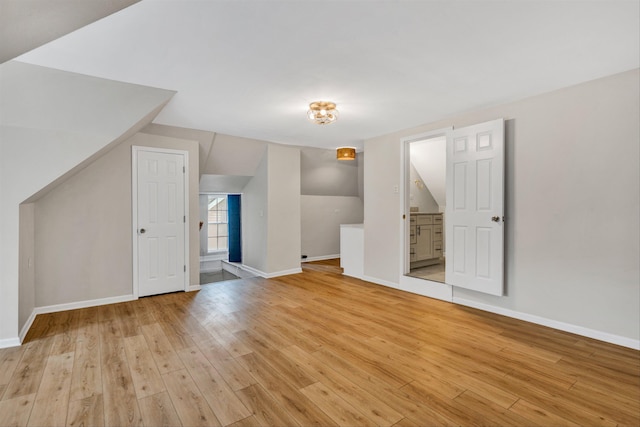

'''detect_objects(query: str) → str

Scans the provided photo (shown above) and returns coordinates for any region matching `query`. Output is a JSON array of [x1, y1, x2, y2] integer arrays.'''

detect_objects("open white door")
[[445, 119, 504, 296], [133, 147, 188, 297]]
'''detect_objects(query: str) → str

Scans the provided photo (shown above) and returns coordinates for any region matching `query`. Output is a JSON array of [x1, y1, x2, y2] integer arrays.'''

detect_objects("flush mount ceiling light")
[[336, 147, 356, 161], [307, 101, 338, 125]]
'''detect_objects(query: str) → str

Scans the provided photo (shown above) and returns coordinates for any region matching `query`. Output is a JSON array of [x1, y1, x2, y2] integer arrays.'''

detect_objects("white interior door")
[[135, 148, 186, 297], [445, 119, 504, 296]]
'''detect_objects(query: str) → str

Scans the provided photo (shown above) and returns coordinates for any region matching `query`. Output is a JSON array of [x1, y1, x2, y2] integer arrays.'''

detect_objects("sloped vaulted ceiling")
[[11, 0, 640, 151], [0, 60, 176, 201]]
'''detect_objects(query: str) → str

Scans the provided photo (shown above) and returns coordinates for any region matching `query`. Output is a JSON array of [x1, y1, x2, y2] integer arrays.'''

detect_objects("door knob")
[[139, 228, 146, 234], [491, 216, 500, 222]]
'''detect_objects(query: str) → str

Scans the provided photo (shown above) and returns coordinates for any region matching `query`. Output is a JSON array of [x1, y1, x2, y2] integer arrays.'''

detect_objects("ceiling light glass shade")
[[336, 147, 356, 161], [308, 101, 338, 125]]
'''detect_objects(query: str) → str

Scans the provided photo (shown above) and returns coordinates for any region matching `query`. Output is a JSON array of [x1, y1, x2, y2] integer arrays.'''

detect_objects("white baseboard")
[[19, 294, 137, 344], [241, 264, 303, 279], [34, 294, 137, 316], [221, 262, 252, 278], [361, 274, 453, 303], [399, 275, 453, 302], [342, 272, 364, 280], [19, 310, 38, 343], [350, 275, 639, 350], [302, 254, 340, 262], [188, 285, 201, 292], [237, 264, 263, 278], [265, 267, 302, 278], [0, 337, 21, 349], [453, 297, 640, 350], [362, 275, 401, 290]]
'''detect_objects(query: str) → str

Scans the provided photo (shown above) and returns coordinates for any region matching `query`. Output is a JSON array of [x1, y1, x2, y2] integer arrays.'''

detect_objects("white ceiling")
[[13, 0, 640, 151]]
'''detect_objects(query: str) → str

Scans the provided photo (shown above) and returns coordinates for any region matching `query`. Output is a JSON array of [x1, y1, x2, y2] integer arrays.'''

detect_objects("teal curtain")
[[228, 195, 241, 263]]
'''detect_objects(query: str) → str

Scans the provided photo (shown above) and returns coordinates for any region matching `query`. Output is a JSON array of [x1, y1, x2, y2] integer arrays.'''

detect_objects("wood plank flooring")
[[1, 259, 638, 426]]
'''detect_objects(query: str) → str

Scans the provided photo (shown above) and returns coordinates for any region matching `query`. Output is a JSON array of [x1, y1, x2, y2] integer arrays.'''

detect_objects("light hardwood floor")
[[407, 262, 446, 283], [1, 259, 638, 426]]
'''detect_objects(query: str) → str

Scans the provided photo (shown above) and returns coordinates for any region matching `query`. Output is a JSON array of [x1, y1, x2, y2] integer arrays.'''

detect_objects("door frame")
[[132, 146, 190, 298], [399, 127, 453, 302]]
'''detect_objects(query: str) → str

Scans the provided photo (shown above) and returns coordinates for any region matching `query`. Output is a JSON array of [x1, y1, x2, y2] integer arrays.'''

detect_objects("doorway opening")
[[199, 192, 245, 285], [405, 136, 447, 283]]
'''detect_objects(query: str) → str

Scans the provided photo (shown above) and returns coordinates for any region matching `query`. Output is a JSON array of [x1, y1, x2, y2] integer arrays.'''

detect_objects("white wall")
[[142, 123, 215, 176], [18, 204, 35, 332], [408, 162, 439, 213], [301, 196, 364, 259], [410, 137, 446, 209], [33, 132, 200, 308], [364, 137, 402, 285], [34, 147, 132, 306], [0, 154, 3, 334], [300, 146, 360, 197], [203, 133, 268, 176], [241, 144, 302, 276], [199, 175, 251, 194], [364, 69, 640, 344], [357, 152, 365, 201], [0, 61, 174, 345], [242, 149, 269, 273], [266, 144, 301, 274], [299, 146, 364, 260]]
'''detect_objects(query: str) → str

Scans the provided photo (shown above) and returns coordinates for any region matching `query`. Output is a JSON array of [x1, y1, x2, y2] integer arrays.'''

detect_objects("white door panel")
[[135, 149, 186, 297], [446, 119, 504, 296]]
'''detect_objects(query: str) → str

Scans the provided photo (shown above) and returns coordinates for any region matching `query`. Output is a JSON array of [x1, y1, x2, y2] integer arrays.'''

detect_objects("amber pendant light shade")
[[336, 147, 356, 161]]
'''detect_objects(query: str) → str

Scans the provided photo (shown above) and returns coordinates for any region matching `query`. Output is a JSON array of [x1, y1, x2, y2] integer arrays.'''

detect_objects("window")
[[207, 195, 228, 252]]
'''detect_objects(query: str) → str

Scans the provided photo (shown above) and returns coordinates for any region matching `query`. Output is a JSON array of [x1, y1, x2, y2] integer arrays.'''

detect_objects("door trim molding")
[[132, 146, 190, 299]]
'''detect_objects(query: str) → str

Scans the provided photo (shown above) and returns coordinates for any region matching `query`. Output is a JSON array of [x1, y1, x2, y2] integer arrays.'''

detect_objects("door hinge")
[[183, 215, 186, 223], [184, 265, 186, 272], [183, 166, 185, 173]]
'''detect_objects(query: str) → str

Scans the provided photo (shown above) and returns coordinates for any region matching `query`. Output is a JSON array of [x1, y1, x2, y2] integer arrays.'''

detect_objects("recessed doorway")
[[401, 119, 506, 298], [406, 136, 447, 283]]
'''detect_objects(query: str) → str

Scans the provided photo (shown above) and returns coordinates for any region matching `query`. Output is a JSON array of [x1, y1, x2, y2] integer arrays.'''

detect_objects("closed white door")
[[135, 148, 186, 297], [445, 119, 504, 296]]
